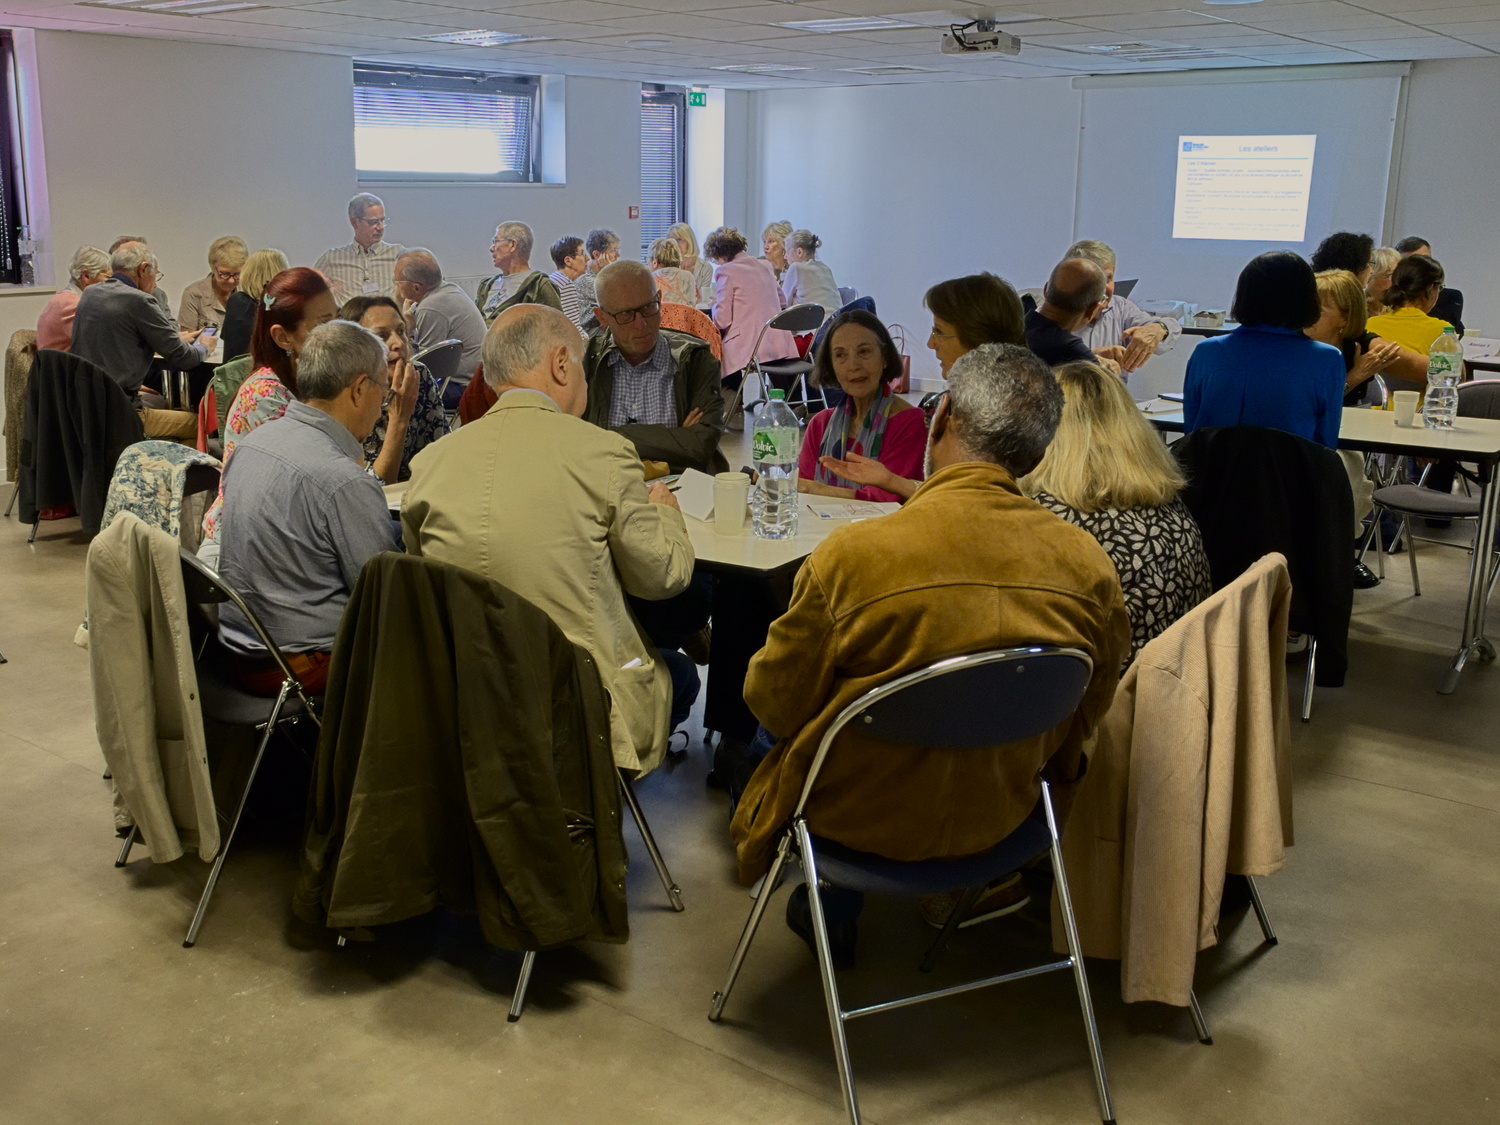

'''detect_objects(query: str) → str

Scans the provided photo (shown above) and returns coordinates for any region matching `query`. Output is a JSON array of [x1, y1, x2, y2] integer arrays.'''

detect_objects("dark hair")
[[249, 266, 331, 396], [1395, 236, 1430, 255], [585, 228, 618, 257], [811, 309, 904, 389], [551, 235, 583, 270], [1310, 231, 1374, 275], [923, 273, 1025, 349], [1386, 255, 1445, 309], [337, 294, 403, 325], [1229, 251, 1321, 330], [703, 226, 749, 263]]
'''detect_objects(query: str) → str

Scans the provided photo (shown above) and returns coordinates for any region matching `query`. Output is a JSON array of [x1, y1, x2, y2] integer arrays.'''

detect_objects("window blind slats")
[[640, 93, 684, 254], [354, 69, 537, 182]]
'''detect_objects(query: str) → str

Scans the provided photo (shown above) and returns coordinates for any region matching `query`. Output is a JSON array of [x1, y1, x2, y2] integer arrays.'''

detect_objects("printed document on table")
[[805, 500, 900, 520]]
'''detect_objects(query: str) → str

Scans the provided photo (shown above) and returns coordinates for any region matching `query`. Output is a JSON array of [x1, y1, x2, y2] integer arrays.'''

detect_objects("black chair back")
[[1458, 380, 1500, 420], [412, 339, 465, 389], [179, 549, 306, 693], [767, 302, 826, 335]]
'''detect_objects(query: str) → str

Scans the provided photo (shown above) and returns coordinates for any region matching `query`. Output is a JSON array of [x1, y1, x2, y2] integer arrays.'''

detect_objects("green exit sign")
[[688, 91, 707, 107]]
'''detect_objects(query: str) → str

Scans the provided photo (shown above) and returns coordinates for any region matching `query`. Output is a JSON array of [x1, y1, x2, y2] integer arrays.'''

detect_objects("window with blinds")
[[354, 63, 539, 183], [0, 31, 26, 284], [640, 88, 686, 255]]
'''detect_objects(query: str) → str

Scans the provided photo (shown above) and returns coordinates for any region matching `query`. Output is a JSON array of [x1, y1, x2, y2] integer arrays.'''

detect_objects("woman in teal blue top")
[[1183, 251, 1346, 450]]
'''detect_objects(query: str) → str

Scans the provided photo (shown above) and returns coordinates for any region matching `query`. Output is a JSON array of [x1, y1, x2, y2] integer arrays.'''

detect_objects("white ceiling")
[[3, 0, 1497, 87]]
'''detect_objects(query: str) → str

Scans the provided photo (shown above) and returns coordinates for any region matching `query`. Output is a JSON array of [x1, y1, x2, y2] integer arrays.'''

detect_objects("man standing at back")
[[400, 304, 697, 775], [315, 193, 405, 304]]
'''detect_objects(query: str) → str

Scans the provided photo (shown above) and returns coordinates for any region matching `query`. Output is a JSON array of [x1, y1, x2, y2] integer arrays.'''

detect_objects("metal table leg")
[[1440, 459, 1500, 694]]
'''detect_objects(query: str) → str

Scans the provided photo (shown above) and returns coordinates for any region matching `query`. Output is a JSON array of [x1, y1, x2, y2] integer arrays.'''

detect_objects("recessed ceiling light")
[[409, 29, 549, 46], [778, 16, 920, 33], [77, 0, 266, 11], [710, 63, 809, 73], [627, 38, 672, 47], [1201, 0, 1263, 6]]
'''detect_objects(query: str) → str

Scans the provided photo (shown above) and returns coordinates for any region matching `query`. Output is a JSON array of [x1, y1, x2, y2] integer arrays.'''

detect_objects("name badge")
[[362, 280, 379, 295]]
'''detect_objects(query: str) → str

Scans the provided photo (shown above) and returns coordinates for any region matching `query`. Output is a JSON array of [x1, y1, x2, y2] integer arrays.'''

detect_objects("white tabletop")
[[1148, 407, 1500, 462]]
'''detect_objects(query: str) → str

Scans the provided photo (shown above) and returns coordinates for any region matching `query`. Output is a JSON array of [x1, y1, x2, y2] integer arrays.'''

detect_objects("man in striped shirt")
[[314, 193, 405, 305]]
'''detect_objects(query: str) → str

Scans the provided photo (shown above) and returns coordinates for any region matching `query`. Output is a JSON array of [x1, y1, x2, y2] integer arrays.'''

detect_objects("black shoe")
[[1353, 560, 1381, 589], [786, 883, 857, 971]]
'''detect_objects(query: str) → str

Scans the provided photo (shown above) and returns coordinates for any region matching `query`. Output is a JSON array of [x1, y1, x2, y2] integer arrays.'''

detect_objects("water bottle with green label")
[[1423, 326, 1462, 429], [751, 389, 801, 539]]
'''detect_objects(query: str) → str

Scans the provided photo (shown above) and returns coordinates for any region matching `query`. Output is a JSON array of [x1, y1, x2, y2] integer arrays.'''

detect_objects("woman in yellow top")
[[1367, 255, 1452, 356]]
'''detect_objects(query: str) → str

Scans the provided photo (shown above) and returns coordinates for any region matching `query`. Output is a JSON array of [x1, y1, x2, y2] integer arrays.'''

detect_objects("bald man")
[[1024, 258, 1121, 376], [394, 248, 487, 405], [401, 304, 697, 775]]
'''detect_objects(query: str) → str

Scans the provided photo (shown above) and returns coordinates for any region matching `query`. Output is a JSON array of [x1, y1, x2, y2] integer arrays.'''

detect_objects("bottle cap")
[[768, 389, 786, 399], [1444, 326, 1457, 334]]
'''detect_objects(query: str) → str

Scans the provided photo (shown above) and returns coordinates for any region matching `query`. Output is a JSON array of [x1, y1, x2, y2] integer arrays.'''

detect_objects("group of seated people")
[[68, 196, 1460, 962]]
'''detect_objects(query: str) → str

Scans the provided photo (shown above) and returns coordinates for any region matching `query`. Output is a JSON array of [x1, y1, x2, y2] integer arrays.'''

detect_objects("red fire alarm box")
[[628, 206, 640, 220]]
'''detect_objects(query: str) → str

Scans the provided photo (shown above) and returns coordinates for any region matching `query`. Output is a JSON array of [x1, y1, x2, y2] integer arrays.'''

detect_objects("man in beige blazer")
[[400, 304, 696, 775]]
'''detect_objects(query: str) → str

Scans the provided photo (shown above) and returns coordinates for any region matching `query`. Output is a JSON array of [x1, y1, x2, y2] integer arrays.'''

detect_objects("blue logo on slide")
[[1182, 141, 1207, 152]]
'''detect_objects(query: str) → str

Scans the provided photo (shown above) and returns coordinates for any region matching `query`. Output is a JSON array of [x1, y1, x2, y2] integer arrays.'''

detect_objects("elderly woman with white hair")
[[760, 219, 792, 285], [36, 246, 112, 351], [178, 235, 248, 333], [780, 230, 842, 322]]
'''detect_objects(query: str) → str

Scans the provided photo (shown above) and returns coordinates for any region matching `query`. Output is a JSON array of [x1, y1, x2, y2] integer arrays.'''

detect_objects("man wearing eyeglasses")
[[476, 221, 563, 324], [582, 259, 726, 475], [314, 193, 406, 305]]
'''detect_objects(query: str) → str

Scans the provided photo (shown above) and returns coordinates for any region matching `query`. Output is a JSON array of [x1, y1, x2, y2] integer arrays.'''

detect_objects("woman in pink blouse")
[[798, 310, 926, 504], [705, 226, 798, 383], [36, 246, 111, 351]]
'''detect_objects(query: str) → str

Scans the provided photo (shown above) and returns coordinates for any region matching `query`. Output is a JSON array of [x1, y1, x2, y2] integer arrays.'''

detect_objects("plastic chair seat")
[[195, 661, 311, 727], [1372, 483, 1481, 518], [810, 819, 1051, 897]]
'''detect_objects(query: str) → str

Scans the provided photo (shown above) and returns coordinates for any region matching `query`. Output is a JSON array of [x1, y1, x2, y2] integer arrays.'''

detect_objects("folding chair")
[[411, 338, 466, 426], [707, 646, 1115, 1125], [724, 303, 826, 423], [836, 286, 858, 306], [116, 549, 321, 948]]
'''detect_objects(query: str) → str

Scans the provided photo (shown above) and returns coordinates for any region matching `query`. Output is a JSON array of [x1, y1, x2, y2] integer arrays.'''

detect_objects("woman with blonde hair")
[[220, 248, 290, 361], [668, 222, 712, 305], [178, 235, 248, 333], [1308, 268, 1427, 400], [760, 219, 792, 283], [1021, 361, 1211, 663], [647, 236, 697, 307]]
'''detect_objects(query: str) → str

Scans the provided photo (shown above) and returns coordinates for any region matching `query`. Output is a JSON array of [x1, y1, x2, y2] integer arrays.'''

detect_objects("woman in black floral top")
[[1022, 361, 1211, 665]]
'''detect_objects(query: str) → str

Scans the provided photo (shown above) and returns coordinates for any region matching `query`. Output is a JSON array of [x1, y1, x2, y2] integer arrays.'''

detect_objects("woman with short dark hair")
[[1183, 251, 1345, 449], [923, 273, 1025, 377], [1367, 254, 1453, 356]]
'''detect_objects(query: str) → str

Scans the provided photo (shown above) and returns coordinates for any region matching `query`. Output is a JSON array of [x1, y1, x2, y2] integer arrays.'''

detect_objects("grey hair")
[[496, 221, 534, 260], [787, 229, 821, 257], [295, 320, 388, 402], [110, 242, 154, 274], [109, 234, 147, 254], [348, 192, 383, 221], [945, 343, 1063, 477], [762, 220, 792, 245], [595, 259, 656, 308], [1065, 239, 1116, 272], [483, 305, 580, 391], [397, 248, 442, 289], [68, 245, 111, 285], [585, 228, 618, 257]]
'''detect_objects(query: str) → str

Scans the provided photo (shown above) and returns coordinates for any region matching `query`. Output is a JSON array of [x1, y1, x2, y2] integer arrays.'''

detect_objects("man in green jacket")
[[582, 260, 726, 475], [475, 220, 563, 324]]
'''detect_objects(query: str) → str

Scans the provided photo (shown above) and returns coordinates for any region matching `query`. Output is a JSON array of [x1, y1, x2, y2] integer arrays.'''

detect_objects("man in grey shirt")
[[73, 241, 207, 441], [394, 248, 486, 407], [1068, 239, 1180, 379], [217, 320, 399, 692]]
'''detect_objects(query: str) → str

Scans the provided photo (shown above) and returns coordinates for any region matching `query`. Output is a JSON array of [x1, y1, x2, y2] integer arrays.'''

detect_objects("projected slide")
[[1173, 135, 1317, 242]]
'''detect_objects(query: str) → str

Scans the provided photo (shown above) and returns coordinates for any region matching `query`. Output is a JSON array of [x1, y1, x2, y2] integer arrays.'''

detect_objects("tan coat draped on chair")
[[1056, 552, 1294, 1006], [4, 328, 36, 483]]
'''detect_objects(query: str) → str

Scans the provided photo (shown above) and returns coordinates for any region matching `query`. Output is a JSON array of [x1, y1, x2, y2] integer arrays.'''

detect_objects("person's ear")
[[930, 394, 951, 441], [269, 323, 293, 355]]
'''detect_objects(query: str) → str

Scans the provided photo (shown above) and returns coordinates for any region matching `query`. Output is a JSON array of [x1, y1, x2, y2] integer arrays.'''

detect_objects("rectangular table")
[[1149, 407, 1500, 692]]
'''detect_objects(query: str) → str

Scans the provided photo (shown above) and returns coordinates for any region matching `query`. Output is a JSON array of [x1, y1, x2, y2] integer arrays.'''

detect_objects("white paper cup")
[[1392, 390, 1420, 427], [714, 472, 750, 534]]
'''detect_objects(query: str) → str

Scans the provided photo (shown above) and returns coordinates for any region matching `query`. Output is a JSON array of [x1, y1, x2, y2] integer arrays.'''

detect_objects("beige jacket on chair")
[[1056, 552, 1293, 1006], [400, 389, 695, 775], [86, 512, 218, 863]]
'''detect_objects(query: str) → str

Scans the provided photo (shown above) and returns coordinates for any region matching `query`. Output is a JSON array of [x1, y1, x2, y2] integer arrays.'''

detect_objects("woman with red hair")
[[200, 267, 415, 551]]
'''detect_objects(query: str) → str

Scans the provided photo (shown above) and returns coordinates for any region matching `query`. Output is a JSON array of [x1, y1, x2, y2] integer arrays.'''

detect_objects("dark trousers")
[[631, 574, 712, 732]]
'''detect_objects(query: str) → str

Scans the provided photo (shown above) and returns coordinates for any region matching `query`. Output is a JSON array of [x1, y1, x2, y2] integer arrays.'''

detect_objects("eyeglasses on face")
[[604, 298, 662, 325], [359, 216, 388, 227], [213, 270, 241, 284]]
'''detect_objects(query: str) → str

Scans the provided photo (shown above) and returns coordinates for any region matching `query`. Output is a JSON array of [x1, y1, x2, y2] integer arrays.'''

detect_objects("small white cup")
[[714, 472, 750, 534], [1392, 390, 1420, 427]]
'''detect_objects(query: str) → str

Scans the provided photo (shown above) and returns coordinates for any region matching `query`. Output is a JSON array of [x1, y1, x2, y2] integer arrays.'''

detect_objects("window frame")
[[0, 31, 27, 285], [640, 86, 687, 256], [353, 62, 541, 186]]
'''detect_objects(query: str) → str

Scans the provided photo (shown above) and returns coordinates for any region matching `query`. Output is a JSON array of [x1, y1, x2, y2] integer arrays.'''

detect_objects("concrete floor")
[[3, 471, 1500, 1125]]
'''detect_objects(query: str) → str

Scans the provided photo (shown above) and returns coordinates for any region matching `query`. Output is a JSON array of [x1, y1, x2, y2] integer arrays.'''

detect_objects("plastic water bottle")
[[1423, 326, 1462, 429], [751, 389, 801, 540]]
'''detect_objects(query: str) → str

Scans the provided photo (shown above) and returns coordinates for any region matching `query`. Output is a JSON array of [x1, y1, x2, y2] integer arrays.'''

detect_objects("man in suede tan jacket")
[[732, 344, 1131, 890]]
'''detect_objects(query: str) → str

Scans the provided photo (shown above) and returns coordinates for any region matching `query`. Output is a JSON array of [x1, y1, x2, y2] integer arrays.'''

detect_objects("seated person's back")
[[217, 321, 399, 693], [731, 343, 1130, 883], [401, 304, 696, 775], [1184, 250, 1345, 449]]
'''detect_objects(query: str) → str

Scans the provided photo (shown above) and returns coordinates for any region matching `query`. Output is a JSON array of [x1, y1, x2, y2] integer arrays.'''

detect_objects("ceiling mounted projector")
[[941, 19, 1021, 56]]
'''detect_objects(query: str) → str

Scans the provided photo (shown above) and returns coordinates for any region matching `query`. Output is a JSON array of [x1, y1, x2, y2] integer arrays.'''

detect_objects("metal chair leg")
[[507, 950, 537, 1022], [1301, 637, 1317, 723], [28, 518, 39, 544], [709, 833, 794, 1021], [1188, 990, 1213, 1045], [2, 483, 15, 518], [114, 824, 138, 868], [184, 682, 291, 947], [1043, 781, 1116, 1125], [920, 883, 984, 973], [1246, 876, 1278, 945], [797, 820, 862, 1125], [618, 772, 683, 912], [1404, 515, 1421, 596]]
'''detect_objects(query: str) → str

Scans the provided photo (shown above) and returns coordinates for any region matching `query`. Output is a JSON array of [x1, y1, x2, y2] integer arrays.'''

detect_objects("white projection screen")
[[1074, 69, 1403, 309]]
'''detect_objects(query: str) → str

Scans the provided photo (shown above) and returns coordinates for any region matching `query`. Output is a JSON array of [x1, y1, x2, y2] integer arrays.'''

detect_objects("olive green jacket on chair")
[[475, 270, 562, 325], [293, 552, 629, 951]]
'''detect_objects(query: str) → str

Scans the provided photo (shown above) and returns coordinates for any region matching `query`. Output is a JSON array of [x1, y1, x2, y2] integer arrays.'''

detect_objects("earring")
[[285, 348, 295, 358]]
